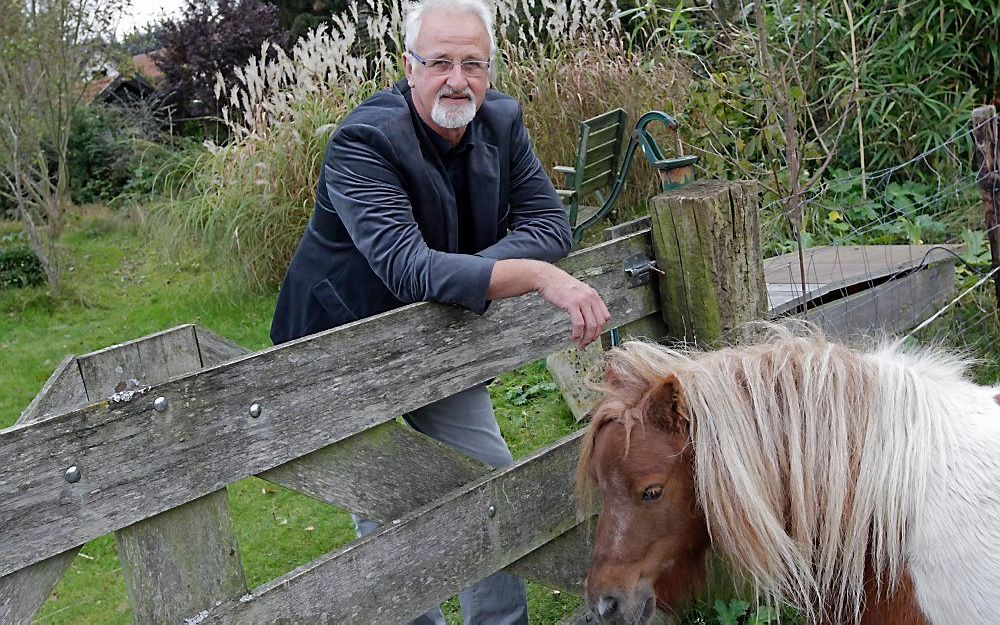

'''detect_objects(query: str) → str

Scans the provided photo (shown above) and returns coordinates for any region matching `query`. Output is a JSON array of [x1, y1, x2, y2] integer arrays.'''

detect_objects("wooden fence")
[[0, 213, 681, 623], [4, 177, 944, 624]]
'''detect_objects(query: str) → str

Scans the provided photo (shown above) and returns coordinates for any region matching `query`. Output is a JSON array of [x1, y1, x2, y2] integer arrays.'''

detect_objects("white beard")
[[431, 86, 477, 129]]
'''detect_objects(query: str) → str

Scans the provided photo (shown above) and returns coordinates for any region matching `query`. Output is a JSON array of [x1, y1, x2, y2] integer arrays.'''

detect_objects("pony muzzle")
[[586, 585, 655, 625]]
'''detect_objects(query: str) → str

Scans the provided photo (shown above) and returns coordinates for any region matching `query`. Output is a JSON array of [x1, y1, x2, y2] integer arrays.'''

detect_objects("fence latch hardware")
[[624, 254, 659, 287]]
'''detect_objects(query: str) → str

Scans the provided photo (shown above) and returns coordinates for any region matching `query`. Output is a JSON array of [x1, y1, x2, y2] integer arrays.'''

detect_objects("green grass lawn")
[[1, 209, 584, 624]]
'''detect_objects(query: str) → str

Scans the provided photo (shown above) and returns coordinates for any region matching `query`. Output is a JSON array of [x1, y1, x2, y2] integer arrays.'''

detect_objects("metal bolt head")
[[153, 396, 168, 412], [248, 403, 262, 418], [65, 466, 81, 483], [487, 505, 496, 518]]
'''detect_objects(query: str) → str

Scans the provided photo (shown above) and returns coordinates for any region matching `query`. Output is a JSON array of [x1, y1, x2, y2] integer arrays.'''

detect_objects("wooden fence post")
[[0, 357, 89, 624], [649, 179, 767, 344], [972, 105, 1000, 315], [2, 326, 249, 624], [88, 326, 248, 623]]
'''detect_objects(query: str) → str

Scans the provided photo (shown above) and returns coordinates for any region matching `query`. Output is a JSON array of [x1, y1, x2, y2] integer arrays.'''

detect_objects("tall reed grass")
[[499, 41, 689, 223], [150, 0, 691, 288]]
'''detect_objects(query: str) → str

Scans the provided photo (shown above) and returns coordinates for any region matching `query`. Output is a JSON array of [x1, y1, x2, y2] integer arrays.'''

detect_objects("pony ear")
[[644, 373, 690, 434]]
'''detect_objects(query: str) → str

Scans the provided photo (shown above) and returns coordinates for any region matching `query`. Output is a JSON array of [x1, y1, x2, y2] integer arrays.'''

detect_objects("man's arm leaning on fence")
[[488, 258, 610, 349], [326, 118, 608, 347]]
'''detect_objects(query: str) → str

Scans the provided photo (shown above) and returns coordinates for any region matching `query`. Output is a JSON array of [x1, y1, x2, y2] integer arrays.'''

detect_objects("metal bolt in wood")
[[487, 505, 496, 518], [153, 397, 168, 412], [249, 404, 262, 418], [64, 466, 80, 483]]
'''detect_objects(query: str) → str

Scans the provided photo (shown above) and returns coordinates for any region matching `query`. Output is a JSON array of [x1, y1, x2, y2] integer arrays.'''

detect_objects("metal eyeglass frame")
[[407, 51, 491, 77]]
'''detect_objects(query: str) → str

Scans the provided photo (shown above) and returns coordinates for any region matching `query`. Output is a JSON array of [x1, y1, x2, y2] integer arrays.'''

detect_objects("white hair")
[[431, 86, 477, 128], [403, 0, 497, 58]]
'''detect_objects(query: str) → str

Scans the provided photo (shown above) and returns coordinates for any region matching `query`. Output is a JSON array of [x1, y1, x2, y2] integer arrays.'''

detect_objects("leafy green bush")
[[819, 0, 996, 172], [0, 232, 45, 289], [66, 103, 172, 205], [67, 105, 136, 204], [667, 0, 994, 255]]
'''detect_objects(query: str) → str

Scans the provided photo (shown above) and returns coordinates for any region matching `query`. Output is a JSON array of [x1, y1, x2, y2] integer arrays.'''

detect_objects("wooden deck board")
[[764, 244, 962, 315]]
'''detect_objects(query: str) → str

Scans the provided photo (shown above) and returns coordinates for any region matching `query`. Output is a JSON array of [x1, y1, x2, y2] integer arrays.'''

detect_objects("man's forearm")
[[486, 258, 611, 349], [486, 258, 550, 300]]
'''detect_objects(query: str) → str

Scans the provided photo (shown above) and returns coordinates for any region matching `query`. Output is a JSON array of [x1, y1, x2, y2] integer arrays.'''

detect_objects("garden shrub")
[[67, 105, 136, 204], [0, 233, 45, 290], [816, 0, 995, 172], [67, 103, 169, 205]]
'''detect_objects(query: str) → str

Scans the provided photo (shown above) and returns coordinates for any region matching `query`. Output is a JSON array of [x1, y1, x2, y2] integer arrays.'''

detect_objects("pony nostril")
[[596, 595, 619, 618]]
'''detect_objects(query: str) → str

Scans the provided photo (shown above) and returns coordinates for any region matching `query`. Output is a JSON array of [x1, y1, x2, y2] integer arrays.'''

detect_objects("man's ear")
[[403, 53, 414, 86], [642, 373, 689, 434]]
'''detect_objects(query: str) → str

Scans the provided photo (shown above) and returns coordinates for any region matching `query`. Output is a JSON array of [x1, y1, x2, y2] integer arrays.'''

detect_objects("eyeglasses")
[[408, 51, 491, 78]]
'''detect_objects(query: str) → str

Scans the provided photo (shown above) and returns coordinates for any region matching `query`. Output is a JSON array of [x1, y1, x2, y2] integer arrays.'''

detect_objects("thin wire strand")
[[904, 266, 1000, 340]]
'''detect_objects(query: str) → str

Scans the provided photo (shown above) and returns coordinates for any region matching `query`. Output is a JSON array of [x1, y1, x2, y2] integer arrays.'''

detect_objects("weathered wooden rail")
[[1, 225, 673, 624]]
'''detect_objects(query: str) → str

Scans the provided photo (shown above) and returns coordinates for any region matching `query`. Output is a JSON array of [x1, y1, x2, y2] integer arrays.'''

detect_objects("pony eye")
[[642, 485, 664, 501]]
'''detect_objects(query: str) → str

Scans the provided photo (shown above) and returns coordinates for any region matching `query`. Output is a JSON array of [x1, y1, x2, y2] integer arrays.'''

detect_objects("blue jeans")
[[353, 384, 529, 625]]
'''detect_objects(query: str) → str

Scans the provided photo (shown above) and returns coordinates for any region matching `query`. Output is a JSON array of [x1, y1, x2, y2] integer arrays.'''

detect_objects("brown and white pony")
[[577, 323, 1000, 624]]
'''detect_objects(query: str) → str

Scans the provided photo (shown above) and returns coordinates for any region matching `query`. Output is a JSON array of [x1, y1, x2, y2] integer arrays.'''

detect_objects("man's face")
[[404, 9, 490, 140]]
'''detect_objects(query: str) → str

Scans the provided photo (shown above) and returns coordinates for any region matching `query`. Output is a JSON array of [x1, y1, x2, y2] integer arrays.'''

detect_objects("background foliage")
[[142, 0, 998, 289], [272, 0, 349, 38], [154, 0, 290, 120]]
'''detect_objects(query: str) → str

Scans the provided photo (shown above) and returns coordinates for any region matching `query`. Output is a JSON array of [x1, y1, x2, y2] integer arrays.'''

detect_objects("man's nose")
[[445, 63, 468, 88]]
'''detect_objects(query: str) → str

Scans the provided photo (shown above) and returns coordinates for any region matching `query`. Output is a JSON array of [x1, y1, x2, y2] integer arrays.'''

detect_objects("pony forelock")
[[578, 321, 969, 622]]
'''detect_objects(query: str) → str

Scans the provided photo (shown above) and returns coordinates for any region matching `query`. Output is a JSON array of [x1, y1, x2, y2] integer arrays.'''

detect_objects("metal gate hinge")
[[624, 254, 658, 287]]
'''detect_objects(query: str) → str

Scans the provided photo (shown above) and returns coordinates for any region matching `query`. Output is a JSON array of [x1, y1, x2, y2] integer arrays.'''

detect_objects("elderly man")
[[271, 0, 609, 622]]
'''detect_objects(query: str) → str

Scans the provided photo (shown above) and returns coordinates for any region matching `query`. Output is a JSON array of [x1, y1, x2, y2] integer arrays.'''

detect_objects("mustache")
[[436, 86, 474, 100]]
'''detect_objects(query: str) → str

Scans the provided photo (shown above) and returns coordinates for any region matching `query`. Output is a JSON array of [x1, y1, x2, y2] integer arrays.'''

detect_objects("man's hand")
[[535, 266, 611, 348], [487, 259, 611, 349]]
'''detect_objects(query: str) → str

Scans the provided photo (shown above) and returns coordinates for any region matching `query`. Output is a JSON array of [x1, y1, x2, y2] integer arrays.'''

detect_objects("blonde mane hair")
[[578, 322, 968, 622]]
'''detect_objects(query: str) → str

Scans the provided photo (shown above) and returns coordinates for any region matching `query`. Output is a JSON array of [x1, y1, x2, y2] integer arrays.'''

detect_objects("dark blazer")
[[270, 79, 572, 344]]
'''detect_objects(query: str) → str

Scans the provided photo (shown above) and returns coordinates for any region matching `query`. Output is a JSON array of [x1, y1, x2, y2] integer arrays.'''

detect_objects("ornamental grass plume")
[[152, 0, 690, 289]]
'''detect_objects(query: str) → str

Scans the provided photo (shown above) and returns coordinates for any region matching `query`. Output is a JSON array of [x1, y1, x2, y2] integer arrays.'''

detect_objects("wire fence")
[[759, 108, 999, 384]]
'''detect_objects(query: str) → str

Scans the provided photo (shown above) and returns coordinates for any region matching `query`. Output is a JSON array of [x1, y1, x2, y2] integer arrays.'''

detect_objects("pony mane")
[[578, 321, 970, 622]]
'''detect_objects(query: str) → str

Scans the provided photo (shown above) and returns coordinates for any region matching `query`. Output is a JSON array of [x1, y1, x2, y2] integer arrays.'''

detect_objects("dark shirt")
[[418, 117, 476, 254]]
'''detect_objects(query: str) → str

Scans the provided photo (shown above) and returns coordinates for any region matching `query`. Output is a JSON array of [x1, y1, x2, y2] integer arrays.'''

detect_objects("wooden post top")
[[648, 179, 766, 345]]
